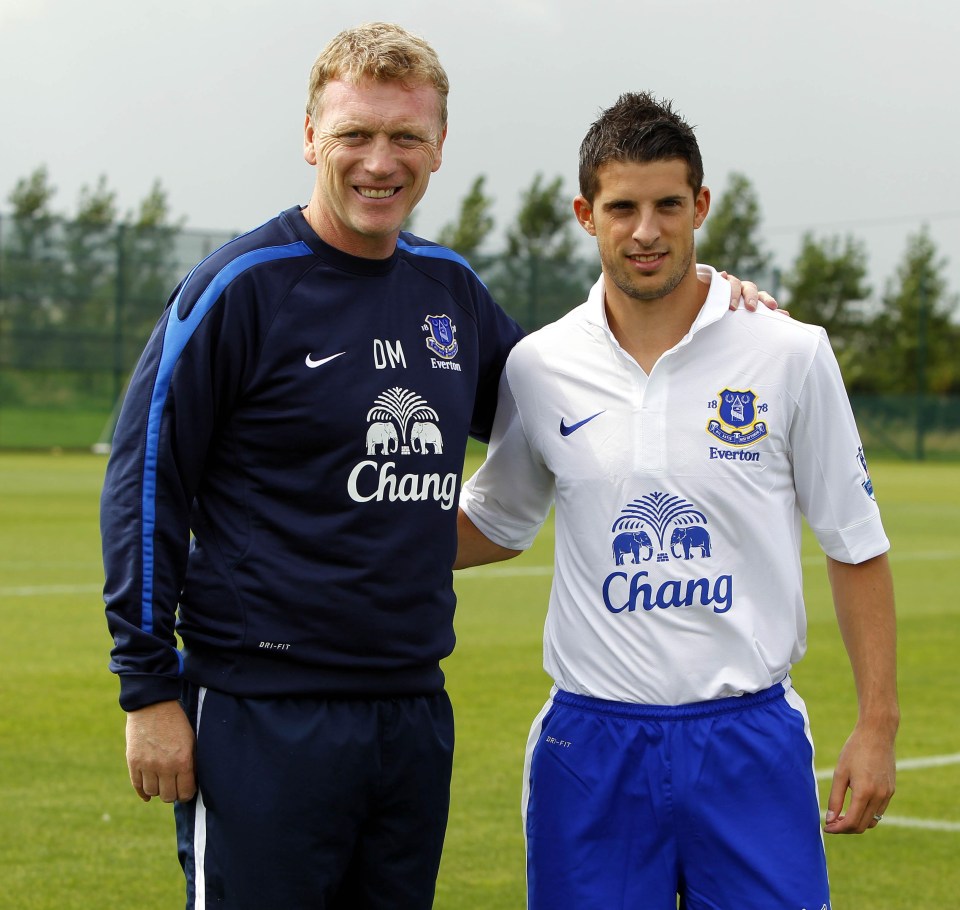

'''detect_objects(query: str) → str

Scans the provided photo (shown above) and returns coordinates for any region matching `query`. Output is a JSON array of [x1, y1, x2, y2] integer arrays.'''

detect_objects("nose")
[[632, 208, 660, 247], [363, 134, 397, 177]]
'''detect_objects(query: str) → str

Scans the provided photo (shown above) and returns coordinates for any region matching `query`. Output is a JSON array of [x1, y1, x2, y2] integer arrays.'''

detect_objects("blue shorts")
[[523, 682, 830, 910], [175, 685, 454, 910]]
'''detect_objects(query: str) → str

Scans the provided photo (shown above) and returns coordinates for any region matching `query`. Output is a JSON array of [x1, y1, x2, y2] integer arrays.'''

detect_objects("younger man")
[[457, 92, 897, 910]]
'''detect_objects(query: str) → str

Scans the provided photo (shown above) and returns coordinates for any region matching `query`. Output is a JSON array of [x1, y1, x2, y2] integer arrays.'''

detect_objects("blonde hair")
[[306, 22, 449, 128]]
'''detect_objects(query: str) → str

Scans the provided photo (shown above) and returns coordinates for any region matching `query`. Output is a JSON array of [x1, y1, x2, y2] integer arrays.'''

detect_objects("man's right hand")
[[125, 699, 197, 803]]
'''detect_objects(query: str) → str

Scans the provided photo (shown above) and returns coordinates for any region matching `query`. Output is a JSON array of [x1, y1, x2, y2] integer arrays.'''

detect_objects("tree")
[[436, 175, 495, 261], [118, 179, 185, 384], [696, 172, 772, 280], [62, 175, 118, 327], [3, 165, 60, 329], [867, 227, 959, 395], [488, 173, 592, 329], [9, 165, 56, 220], [781, 233, 872, 384]]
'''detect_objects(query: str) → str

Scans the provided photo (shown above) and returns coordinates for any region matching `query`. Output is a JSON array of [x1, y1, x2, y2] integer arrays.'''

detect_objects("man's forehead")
[[319, 77, 442, 123], [595, 158, 694, 196]]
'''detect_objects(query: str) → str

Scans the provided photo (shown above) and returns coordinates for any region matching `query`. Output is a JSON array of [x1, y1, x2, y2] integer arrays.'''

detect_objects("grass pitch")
[[1, 452, 957, 909]]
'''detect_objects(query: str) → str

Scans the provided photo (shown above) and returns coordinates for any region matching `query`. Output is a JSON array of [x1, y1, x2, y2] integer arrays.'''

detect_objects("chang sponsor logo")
[[347, 460, 457, 510], [602, 492, 732, 615], [603, 571, 732, 614], [348, 387, 457, 509]]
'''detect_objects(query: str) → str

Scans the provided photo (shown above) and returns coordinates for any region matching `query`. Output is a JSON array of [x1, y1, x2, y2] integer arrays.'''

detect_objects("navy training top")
[[101, 206, 525, 711]]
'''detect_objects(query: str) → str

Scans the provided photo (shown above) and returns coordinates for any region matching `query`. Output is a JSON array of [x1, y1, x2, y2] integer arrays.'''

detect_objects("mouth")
[[627, 251, 666, 270], [356, 187, 400, 199]]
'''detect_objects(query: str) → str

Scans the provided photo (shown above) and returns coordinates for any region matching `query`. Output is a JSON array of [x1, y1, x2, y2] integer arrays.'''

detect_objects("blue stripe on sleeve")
[[398, 237, 487, 288], [139, 241, 312, 634]]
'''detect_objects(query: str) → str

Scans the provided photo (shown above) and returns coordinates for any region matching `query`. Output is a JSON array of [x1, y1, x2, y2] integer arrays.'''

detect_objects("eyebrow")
[[601, 193, 687, 210]]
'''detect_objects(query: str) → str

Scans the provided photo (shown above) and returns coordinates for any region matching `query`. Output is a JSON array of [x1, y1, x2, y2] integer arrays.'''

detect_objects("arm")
[[823, 552, 899, 834], [102, 313, 202, 801], [102, 273, 244, 800], [455, 508, 522, 569]]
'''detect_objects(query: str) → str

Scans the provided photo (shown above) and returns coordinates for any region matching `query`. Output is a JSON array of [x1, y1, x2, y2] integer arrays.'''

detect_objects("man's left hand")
[[823, 724, 896, 834], [722, 271, 781, 312]]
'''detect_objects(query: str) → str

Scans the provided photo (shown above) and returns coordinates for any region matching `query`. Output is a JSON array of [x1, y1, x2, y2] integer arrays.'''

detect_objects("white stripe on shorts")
[[194, 687, 208, 910]]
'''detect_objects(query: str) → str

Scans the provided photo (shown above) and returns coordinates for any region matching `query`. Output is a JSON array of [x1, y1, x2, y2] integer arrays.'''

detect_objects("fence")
[[1, 213, 958, 458], [0, 214, 234, 450]]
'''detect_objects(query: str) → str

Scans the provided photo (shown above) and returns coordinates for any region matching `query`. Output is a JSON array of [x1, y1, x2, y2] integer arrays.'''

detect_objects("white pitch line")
[[874, 816, 960, 832], [895, 752, 960, 772], [0, 583, 102, 596], [815, 752, 960, 780]]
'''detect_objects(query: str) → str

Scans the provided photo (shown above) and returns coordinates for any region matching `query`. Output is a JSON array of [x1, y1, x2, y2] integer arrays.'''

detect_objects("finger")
[[177, 769, 198, 803], [864, 795, 891, 830], [824, 772, 849, 831], [720, 271, 744, 310], [827, 793, 876, 834], [137, 769, 160, 802], [757, 291, 781, 311], [740, 281, 760, 311], [158, 772, 181, 804]]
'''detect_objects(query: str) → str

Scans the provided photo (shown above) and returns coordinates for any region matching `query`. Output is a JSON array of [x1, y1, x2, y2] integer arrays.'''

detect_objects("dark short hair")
[[578, 92, 703, 202]]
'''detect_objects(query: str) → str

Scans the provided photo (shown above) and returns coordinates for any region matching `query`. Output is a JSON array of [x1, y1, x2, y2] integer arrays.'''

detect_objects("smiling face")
[[303, 77, 446, 258], [574, 157, 709, 306]]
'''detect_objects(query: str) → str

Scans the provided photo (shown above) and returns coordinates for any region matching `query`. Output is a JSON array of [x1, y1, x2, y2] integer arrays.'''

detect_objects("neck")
[[300, 200, 398, 261], [604, 266, 708, 373]]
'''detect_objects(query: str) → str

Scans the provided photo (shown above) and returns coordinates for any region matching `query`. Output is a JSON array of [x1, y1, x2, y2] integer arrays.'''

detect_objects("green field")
[[1, 453, 958, 909]]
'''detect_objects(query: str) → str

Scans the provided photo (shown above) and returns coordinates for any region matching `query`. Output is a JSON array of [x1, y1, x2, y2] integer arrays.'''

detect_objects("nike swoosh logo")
[[305, 352, 346, 369], [559, 410, 605, 437]]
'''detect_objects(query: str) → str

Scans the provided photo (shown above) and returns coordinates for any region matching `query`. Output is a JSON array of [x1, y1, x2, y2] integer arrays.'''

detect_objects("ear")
[[431, 124, 448, 174], [303, 114, 317, 166], [573, 195, 596, 236], [693, 186, 710, 230]]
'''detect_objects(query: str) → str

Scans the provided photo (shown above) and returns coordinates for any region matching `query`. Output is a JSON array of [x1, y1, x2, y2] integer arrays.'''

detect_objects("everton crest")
[[706, 388, 768, 447], [424, 314, 458, 360]]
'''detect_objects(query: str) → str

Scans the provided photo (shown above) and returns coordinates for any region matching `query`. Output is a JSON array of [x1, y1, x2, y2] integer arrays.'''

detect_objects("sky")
[[1, 0, 958, 301]]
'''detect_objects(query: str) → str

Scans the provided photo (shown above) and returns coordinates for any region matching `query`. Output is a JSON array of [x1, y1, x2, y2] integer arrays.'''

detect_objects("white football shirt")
[[460, 267, 889, 705]]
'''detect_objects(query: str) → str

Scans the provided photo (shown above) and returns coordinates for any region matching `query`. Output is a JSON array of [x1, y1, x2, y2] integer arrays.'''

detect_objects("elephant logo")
[[611, 492, 712, 564], [366, 421, 399, 455], [411, 421, 443, 454], [670, 525, 712, 559], [364, 387, 444, 456], [613, 531, 653, 565]]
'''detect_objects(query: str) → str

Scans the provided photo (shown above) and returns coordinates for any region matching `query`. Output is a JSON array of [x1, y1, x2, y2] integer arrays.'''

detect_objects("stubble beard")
[[607, 245, 694, 302]]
